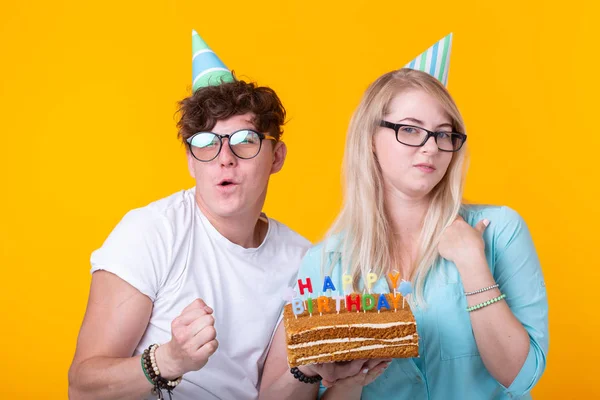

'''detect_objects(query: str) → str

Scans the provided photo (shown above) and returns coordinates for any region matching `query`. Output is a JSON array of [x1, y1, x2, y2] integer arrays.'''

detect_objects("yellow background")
[[1, 0, 598, 398]]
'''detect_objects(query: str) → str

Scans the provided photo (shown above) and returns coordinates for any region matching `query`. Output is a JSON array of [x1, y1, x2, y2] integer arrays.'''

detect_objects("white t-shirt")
[[90, 188, 310, 400]]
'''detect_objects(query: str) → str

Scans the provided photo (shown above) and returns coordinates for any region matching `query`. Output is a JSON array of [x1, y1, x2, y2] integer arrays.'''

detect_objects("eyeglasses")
[[186, 129, 277, 162], [379, 120, 467, 152]]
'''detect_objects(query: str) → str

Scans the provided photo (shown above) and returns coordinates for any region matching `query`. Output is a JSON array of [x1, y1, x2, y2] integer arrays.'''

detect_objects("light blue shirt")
[[295, 206, 548, 399]]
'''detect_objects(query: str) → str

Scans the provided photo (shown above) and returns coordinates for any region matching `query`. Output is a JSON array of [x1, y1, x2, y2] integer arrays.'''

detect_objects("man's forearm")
[[259, 370, 319, 400], [68, 355, 153, 400]]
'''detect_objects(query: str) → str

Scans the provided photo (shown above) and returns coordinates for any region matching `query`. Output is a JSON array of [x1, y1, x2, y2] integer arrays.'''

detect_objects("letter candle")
[[322, 276, 336, 292], [333, 294, 344, 314], [317, 296, 330, 314], [362, 293, 376, 311], [345, 294, 361, 312], [291, 298, 304, 319], [377, 293, 391, 312], [366, 272, 378, 293], [342, 274, 352, 295], [297, 278, 313, 296]]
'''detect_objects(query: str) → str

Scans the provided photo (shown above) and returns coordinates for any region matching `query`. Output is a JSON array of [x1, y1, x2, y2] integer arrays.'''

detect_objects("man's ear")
[[186, 150, 196, 179], [270, 141, 287, 174]]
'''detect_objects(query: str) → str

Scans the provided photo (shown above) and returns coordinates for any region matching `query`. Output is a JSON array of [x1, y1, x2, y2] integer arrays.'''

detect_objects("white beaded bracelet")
[[464, 283, 499, 296], [149, 344, 183, 388]]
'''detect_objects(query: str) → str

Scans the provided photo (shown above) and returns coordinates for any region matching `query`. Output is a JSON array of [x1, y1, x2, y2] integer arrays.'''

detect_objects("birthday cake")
[[283, 275, 419, 367]]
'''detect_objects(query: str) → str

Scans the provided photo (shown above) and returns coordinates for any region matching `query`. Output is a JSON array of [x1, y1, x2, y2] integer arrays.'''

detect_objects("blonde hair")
[[324, 68, 468, 307]]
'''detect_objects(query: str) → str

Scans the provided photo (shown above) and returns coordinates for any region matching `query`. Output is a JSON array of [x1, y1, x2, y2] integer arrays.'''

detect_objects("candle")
[[377, 293, 391, 311], [291, 298, 304, 316], [398, 280, 413, 296], [391, 293, 402, 312], [342, 274, 352, 294], [306, 296, 314, 316], [362, 293, 376, 311], [345, 293, 361, 312], [398, 280, 413, 309], [362, 289, 366, 313], [332, 294, 344, 313], [366, 272, 378, 292], [297, 277, 313, 296], [322, 276, 336, 293], [317, 296, 330, 314], [388, 271, 400, 291]]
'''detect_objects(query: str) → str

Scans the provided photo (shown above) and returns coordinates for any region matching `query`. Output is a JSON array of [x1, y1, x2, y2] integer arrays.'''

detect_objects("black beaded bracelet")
[[290, 367, 322, 384]]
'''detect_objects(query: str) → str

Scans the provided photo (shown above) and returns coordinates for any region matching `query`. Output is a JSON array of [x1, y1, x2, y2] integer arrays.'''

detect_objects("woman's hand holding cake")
[[297, 358, 390, 387], [320, 359, 392, 400]]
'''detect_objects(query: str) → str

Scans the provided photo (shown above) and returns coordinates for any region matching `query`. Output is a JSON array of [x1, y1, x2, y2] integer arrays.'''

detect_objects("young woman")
[[260, 68, 548, 400]]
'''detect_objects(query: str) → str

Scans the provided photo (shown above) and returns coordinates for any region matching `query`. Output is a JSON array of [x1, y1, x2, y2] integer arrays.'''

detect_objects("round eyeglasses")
[[380, 120, 467, 152], [186, 129, 277, 162]]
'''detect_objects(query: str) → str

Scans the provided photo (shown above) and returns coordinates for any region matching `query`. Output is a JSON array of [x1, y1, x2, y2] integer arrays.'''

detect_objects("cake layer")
[[284, 294, 419, 367], [289, 342, 419, 366], [287, 322, 417, 344], [287, 335, 419, 366]]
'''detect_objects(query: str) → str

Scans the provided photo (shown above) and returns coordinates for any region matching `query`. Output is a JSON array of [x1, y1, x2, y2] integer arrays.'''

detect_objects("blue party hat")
[[192, 30, 234, 91]]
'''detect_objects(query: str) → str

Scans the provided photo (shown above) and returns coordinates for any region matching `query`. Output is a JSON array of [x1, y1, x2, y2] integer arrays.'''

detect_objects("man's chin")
[[210, 202, 248, 219]]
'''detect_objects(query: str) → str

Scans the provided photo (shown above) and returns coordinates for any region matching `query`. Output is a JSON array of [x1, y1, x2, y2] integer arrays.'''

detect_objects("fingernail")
[[483, 219, 490, 227], [362, 368, 369, 374], [204, 306, 213, 313]]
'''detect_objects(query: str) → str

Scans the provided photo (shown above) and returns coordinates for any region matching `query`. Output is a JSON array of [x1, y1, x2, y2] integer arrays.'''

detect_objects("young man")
[[68, 30, 310, 400]]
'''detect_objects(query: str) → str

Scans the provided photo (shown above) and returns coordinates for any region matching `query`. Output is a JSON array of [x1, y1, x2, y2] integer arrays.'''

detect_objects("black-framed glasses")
[[380, 120, 467, 152], [186, 129, 277, 162]]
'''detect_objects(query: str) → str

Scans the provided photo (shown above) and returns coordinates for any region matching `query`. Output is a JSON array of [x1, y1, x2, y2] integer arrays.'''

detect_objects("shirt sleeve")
[[492, 206, 549, 397], [90, 208, 173, 302]]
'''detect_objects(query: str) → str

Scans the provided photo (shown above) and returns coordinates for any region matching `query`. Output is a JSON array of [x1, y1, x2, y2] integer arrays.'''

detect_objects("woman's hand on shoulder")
[[438, 215, 489, 267]]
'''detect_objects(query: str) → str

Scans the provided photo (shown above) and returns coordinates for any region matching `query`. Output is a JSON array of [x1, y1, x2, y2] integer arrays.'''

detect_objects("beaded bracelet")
[[141, 344, 183, 400], [464, 283, 499, 296], [149, 344, 183, 388], [290, 367, 322, 384], [467, 293, 506, 312], [141, 355, 154, 385]]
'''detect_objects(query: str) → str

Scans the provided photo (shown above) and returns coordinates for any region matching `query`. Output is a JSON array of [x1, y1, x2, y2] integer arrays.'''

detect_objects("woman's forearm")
[[460, 258, 530, 387]]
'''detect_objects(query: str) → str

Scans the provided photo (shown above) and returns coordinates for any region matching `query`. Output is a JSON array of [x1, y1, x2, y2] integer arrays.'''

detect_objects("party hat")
[[404, 33, 453, 86], [192, 30, 234, 91]]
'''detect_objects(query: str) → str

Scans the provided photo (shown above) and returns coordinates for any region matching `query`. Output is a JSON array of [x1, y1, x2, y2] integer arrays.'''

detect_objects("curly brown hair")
[[177, 77, 286, 145]]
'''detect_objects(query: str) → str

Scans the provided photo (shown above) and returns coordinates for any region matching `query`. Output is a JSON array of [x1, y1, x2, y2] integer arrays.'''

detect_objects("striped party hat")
[[404, 33, 453, 86], [192, 30, 234, 91]]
